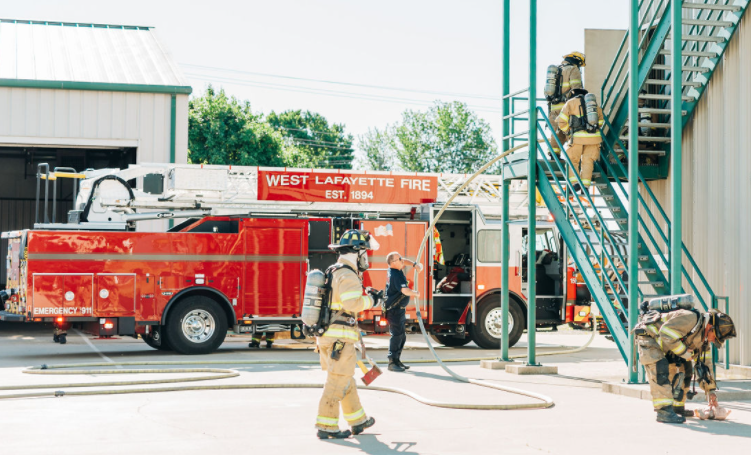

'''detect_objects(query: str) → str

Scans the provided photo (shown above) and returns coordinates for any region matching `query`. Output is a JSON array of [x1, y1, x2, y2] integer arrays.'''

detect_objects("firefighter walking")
[[556, 88, 604, 194], [544, 51, 585, 157], [249, 332, 274, 349], [315, 229, 378, 439], [634, 300, 736, 423]]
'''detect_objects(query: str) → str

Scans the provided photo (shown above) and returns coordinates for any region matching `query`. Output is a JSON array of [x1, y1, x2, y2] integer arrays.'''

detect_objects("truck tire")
[[469, 296, 524, 349], [429, 334, 472, 347], [142, 328, 173, 351], [165, 296, 228, 355]]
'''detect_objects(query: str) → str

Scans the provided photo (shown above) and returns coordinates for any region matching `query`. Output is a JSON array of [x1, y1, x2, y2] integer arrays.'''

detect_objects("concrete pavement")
[[1, 323, 750, 455]]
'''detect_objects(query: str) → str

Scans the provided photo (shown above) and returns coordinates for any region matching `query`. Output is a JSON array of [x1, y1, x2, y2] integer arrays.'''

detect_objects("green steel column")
[[527, 0, 538, 366], [500, 0, 511, 361], [670, 0, 683, 294], [169, 94, 177, 230], [628, 0, 640, 384], [502, 0, 511, 152], [501, 171, 511, 361]]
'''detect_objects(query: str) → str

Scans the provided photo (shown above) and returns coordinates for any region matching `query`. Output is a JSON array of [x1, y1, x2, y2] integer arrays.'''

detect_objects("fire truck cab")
[[1, 163, 579, 354]]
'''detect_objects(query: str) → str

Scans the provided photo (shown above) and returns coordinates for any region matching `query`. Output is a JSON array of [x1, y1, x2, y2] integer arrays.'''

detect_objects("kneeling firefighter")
[[634, 294, 737, 424], [314, 229, 380, 439]]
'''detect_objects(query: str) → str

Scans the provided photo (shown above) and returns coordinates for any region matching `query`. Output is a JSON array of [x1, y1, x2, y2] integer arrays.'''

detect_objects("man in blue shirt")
[[384, 251, 422, 372]]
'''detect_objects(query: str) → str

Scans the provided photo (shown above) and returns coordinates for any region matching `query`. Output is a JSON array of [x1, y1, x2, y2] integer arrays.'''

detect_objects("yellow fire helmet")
[[563, 51, 586, 67]]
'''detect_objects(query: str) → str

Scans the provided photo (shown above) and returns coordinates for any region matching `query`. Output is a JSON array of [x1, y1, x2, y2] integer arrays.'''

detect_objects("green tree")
[[188, 86, 286, 166], [356, 127, 397, 171], [394, 101, 497, 174], [267, 110, 354, 169]]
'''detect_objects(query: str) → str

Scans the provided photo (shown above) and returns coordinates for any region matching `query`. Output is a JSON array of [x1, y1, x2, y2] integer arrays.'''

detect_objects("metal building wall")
[[0, 88, 189, 164], [641, 13, 751, 366]]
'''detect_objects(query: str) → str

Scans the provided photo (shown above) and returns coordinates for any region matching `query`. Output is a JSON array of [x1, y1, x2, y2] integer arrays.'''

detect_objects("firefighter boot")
[[656, 406, 686, 424], [266, 340, 273, 349], [395, 356, 410, 370], [317, 429, 352, 439], [352, 417, 376, 436], [388, 358, 405, 372], [673, 406, 694, 418], [249, 339, 261, 348]]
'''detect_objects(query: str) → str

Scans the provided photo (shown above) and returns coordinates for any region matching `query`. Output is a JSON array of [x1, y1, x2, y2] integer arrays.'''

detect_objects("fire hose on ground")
[[0, 142, 598, 409]]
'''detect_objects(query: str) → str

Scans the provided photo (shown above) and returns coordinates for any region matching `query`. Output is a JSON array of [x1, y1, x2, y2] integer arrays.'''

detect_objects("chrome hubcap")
[[485, 307, 514, 339], [181, 309, 215, 343]]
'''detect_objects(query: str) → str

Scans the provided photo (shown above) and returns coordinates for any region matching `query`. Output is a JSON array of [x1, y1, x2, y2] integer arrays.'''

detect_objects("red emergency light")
[[56, 317, 64, 323]]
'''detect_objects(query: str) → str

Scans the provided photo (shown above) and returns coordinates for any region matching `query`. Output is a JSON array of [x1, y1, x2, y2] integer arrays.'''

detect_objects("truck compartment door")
[[32, 273, 93, 317], [96, 274, 136, 317]]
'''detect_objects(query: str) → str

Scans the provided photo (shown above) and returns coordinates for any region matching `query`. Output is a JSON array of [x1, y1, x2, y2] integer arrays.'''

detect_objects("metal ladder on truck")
[[502, 0, 746, 362], [32, 163, 541, 231]]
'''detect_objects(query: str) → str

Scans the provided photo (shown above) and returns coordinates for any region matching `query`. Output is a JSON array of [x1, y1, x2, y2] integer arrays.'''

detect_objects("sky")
[[0, 0, 630, 158]]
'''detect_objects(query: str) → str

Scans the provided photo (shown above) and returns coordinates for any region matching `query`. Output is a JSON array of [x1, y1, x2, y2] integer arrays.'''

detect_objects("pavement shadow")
[[399, 368, 464, 384], [323, 434, 420, 454], [686, 418, 751, 438]]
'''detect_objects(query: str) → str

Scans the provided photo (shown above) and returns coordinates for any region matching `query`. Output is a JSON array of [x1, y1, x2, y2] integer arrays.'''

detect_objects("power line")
[[186, 73, 503, 114], [181, 63, 500, 101]]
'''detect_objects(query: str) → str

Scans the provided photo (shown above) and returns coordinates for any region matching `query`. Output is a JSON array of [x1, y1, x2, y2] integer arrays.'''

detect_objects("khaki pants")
[[566, 143, 601, 187], [548, 110, 567, 155], [637, 337, 692, 410], [315, 338, 369, 432]]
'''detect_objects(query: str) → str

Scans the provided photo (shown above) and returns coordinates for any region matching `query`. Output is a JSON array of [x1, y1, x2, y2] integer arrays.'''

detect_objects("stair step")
[[645, 79, 702, 87], [637, 122, 671, 128], [639, 281, 666, 287], [659, 49, 718, 58], [652, 63, 710, 74], [682, 1, 742, 12], [672, 34, 726, 43], [613, 146, 667, 156], [639, 107, 688, 116], [683, 18, 735, 28], [638, 93, 695, 102], [619, 135, 671, 143]]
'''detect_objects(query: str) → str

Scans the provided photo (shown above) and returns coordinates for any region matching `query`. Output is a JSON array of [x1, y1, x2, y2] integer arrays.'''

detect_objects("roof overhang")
[[0, 78, 192, 95]]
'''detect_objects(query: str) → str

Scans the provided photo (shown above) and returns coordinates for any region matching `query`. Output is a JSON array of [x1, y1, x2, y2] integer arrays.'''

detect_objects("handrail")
[[536, 109, 632, 307]]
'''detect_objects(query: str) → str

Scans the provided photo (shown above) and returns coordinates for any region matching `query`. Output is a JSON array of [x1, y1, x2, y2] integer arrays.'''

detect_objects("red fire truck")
[[1, 163, 585, 354]]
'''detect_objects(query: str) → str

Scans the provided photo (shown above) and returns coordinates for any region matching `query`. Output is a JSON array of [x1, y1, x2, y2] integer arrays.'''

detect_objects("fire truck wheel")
[[429, 334, 472, 347], [165, 296, 228, 355], [142, 330, 173, 351], [469, 297, 524, 349]]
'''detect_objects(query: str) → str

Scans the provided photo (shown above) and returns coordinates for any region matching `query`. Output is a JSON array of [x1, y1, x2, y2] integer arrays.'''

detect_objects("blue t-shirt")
[[385, 268, 409, 310]]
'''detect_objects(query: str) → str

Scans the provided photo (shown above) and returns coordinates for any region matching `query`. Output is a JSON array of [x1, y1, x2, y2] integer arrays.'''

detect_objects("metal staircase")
[[600, 0, 749, 179]]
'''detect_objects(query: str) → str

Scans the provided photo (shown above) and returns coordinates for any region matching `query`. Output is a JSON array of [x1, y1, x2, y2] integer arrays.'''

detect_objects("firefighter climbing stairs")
[[601, 0, 749, 172]]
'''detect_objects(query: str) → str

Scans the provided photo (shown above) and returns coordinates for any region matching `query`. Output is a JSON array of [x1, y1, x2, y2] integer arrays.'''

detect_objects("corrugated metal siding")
[[0, 20, 189, 87], [642, 11, 751, 366], [0, 88, 189, 163]]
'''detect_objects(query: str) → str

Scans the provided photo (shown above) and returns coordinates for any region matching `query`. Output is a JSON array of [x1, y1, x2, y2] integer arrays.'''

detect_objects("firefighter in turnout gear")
[[634, 305, 737, 424], [556, 88, 604, 194], [249, 332, 274, 349], [545, 52, 585, 158], [315, 229, 378, 439]]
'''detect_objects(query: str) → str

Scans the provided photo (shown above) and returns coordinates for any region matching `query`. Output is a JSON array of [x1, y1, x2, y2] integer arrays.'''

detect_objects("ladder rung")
[[652, 64, 710, 73], [659, 49, 718, 58], [683, 18, 735, 28], [672, 34, 725, 43], [639, 107, 688, 116], [645, 79, 702, 87], [619, 135, 671, 143], [682, 2, 742, 12], [638, 93, 695, 102]]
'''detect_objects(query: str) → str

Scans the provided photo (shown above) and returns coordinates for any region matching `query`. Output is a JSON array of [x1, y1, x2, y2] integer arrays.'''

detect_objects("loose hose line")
[[1, 143, 596, 409]]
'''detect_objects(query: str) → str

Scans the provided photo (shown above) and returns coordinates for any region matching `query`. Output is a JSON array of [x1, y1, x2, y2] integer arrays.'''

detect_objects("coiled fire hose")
[[0, 142, 597, 409]]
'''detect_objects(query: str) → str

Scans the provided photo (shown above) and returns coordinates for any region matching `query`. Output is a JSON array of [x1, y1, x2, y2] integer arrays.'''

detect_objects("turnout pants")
[[637, 337, 692, 410], [566, 143, 601, 187], [315, 337, 369, 432], [548, 110, 567, 156]]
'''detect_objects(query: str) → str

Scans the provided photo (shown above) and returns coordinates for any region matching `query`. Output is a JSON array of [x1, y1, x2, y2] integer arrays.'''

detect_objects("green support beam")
[[671, 0, 683, 293], [527, 0, 539, 366], [500, 0, 511, 361], [628, 0, 640, 384]]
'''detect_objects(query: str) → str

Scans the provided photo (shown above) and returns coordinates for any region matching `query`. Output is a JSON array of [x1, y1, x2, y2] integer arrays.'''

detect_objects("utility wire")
[[182, 63, 500, 101]]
